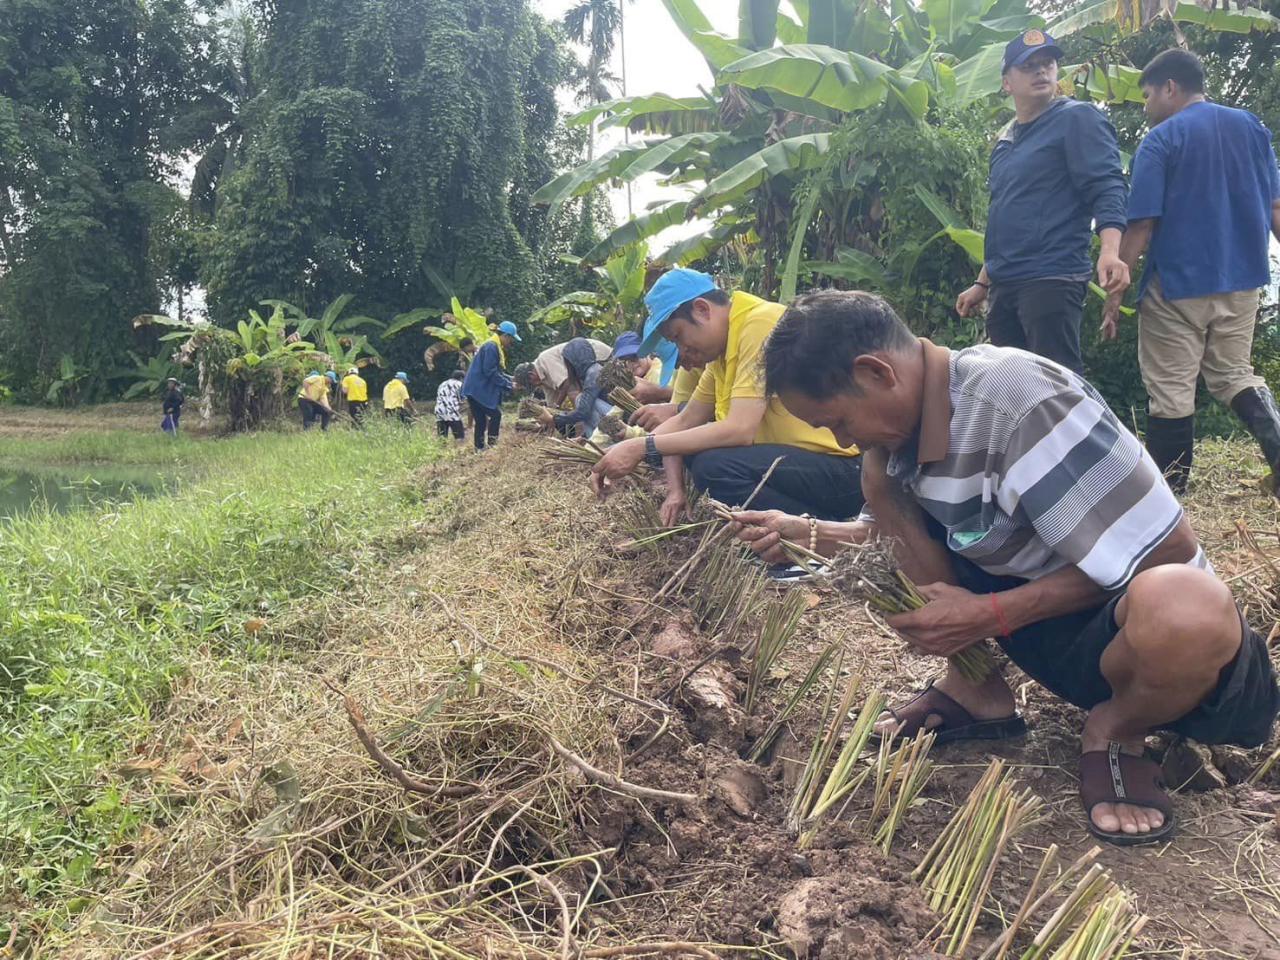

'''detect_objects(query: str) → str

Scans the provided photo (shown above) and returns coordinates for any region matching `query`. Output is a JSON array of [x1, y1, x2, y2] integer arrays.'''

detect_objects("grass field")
[[0, 410, 445, 936]]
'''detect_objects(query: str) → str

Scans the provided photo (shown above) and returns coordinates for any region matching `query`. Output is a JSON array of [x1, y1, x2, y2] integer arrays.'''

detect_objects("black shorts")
[[947, 549, 1280, 748]]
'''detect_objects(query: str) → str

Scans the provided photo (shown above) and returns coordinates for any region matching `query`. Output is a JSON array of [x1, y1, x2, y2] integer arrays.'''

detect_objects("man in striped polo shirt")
[[732, 290, 1278, 847]]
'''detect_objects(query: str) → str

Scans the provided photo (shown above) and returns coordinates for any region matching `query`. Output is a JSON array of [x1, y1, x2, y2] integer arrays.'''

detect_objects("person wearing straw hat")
[[462, 320, 520, 449], [340, 366, 368, 427], [590, 268, 864, 528], [954, 29, 1129, 373], [382, 371, 415, 423], [297, 370, 336, 431], [734, 288, 1278, 847]]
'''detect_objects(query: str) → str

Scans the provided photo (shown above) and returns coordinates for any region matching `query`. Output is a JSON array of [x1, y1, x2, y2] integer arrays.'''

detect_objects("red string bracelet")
[[989, 592, 1012, 639]]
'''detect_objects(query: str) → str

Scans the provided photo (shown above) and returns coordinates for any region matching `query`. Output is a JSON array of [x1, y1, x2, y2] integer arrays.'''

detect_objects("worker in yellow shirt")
[[590, 268, 863, 528], [382, 371, 415, 424], [298, 370, 336, 431], [341, 366, 368, 427]]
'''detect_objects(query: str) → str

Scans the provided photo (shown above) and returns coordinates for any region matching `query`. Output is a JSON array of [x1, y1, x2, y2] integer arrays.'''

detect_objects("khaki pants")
[[1139, 276, 1264, 418]]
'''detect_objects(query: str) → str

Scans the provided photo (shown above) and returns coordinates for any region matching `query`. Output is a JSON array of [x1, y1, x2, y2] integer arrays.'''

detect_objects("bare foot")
[[1081, 702, 1166, 837], [874, 667, 1017, 737]]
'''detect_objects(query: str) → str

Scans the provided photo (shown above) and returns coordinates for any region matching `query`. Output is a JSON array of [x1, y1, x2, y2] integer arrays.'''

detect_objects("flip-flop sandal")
[[1080, 741, 1176, 847], [875, 681, 1027, 745]]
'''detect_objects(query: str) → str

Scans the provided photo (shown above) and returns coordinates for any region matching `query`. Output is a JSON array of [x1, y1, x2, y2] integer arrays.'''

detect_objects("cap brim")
[[639, 312, 672, 355], [1007, 43, 1063, 70]]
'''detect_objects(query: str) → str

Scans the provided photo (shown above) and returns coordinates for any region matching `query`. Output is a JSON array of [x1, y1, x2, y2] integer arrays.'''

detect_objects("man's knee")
[[1116, 566, 1239, 666]]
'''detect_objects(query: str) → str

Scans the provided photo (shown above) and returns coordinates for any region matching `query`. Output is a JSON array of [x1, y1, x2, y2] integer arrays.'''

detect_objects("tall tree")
[[200, 0, 572, 334], [0, 0, 214, 400]]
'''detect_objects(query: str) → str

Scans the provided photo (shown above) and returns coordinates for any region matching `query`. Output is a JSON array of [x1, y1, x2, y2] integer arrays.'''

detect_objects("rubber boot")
[[1230, 386, 1280, 497], [1145, 415, 1194, 495]]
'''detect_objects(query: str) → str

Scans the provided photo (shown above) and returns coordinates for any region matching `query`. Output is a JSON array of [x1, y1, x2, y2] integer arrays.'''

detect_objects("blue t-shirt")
[[1127, 101, 1280, 301], [985, 99, 1128, 283]]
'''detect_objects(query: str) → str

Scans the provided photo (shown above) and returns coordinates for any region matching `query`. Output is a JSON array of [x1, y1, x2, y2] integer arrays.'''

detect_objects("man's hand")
[[955, 284, 988, 318], [728, 509, 808, 564], [660, 490, 688, 527], [534, 406, 556, 430], [630, 403, 678, 431], [1100, 292, 1123, 342], [589, 437, 646, 499], [1097, 251, 1130, 294], [630, 379, 667, 403], [885, 583, 998, 658]]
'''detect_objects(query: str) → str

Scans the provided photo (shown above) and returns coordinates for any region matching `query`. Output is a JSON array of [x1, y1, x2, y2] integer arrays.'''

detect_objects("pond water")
[[0, 466, 171, 519]]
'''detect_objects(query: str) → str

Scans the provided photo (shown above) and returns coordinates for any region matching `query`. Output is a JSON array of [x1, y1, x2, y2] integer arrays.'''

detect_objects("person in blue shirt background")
[[1103, 49, 1280, 494], [955, 30, 1130, 373], [462, 320, 520, 450]]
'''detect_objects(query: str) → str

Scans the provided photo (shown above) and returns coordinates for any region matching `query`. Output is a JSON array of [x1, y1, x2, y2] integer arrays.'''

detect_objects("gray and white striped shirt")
[[883, 341, 1205, 591]]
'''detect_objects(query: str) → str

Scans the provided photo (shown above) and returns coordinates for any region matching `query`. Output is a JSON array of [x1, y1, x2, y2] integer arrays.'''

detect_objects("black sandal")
[[1079, 742, 1176, 846], [877, 681, 1027, 745]]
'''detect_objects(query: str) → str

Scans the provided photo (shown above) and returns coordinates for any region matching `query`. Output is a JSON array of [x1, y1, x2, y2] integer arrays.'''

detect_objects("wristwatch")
[[644, 434, 663, 468]]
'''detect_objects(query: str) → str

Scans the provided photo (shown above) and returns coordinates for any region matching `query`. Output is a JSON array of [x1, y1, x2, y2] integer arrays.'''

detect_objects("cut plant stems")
[[745, 589, 808, 714], [748, 643, 840, 763], [829, 539, 997, 683], [913, 758, 1045, 957], [867, 729, 935, 854]]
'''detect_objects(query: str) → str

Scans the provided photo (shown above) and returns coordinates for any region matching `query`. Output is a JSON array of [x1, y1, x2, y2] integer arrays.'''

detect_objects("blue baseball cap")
[[497, 320, 522, 342], [612, 331, 642, 360], [325, 370, 337, 382], [395, 371, 408, 381], [640, 268, 718, 354], [1002, 29, 1062, 73]]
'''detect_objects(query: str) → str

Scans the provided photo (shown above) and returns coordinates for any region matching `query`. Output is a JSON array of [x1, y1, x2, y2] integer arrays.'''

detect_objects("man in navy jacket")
[[462, 321, 520, 450], [956, 30, 1130, 373]]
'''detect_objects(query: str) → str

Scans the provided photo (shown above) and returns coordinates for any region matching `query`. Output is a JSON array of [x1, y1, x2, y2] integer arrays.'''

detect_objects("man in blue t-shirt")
[[955, 29, 1130, 373], [1104, 50, 1280, 494]]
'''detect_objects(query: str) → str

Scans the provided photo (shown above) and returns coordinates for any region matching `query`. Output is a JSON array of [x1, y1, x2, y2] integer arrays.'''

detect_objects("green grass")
[[0, 427, 234, 469], [0, 420, 443, 925]]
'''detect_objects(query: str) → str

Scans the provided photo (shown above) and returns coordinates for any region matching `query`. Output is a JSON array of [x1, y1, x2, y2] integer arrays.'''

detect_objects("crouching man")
[[590, 268, 864, 526], [732, 290, 1278, 846]]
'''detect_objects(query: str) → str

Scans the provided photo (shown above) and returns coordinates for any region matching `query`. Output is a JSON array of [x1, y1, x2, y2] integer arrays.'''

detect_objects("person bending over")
[[590, 268, 863, 526], [732, 289, 1278, 847]]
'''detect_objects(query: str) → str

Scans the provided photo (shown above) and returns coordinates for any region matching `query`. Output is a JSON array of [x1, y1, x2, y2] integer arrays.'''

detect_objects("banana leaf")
[[532, 133, 724, 211]]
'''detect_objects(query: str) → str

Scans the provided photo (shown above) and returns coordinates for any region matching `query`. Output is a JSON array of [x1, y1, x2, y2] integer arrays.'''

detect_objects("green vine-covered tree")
[[201, 0, 574, 340], [0, 0, 214, 401]]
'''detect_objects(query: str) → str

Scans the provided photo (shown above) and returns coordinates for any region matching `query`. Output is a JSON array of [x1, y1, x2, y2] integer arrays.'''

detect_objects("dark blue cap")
[[612, 331, 642, 359], [1002, 29, 1063, 74]]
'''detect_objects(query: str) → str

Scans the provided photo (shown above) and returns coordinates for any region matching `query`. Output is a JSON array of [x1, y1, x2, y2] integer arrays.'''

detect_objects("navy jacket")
[[461, 340, 512, 410], [985, 99, 1128, 283], [552, 338, 612, 434]]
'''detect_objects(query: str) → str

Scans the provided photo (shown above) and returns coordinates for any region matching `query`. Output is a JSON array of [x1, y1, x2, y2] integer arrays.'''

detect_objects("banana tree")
[[422, 297, 494, 371], [528, 241, 652, 338], [541, 0, 1279, 288]]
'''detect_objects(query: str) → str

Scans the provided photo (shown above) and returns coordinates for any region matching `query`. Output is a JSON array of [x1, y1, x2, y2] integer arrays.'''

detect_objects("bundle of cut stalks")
[[607, 386, 642, 416], [597, 358, 637, 395], [518, 396, 548, 419], [913, 758, 1044, 957], [829, 539, 997, 683], [789, 663, 885, 846], [539, 436, 604, 466], [867, 729, 935, 853], [514, 417, 543, 432]]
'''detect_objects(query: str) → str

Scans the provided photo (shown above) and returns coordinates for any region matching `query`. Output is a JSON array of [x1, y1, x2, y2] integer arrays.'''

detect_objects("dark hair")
[[764, 290, 916, 399], [667, 287, 732, 325], [459, 337, 474, 349], [1140, 49, 1205, 94]]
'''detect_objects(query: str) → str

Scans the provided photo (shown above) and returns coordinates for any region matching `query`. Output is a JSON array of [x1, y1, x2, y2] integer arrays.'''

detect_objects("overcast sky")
[[534, 0, 741, 252]]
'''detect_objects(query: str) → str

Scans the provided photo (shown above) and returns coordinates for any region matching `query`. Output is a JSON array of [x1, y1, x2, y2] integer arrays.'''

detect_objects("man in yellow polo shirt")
[[591, 268, 863, 527], [340, 366, 368, 427]]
